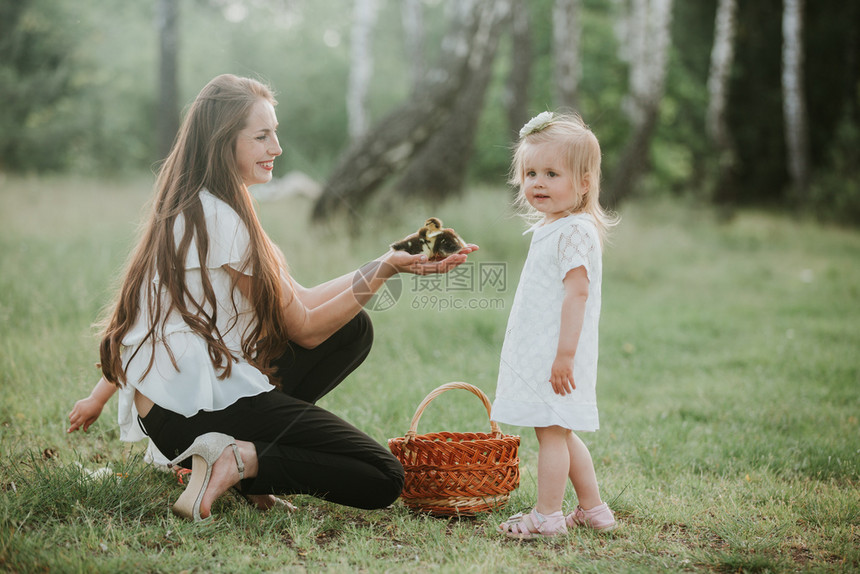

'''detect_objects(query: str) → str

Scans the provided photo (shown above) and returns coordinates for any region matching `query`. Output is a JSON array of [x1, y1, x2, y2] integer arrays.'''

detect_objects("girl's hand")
[[68, 397, 104, 433], [549, 353, 575, 396], [388, 244, 479, 275]]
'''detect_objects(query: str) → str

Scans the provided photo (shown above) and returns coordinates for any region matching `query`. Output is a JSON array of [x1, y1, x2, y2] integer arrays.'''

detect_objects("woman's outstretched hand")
[[388, 244, 479, 275]]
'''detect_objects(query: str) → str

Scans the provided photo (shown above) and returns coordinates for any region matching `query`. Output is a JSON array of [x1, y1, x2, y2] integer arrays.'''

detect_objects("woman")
[[68, 74, 477, 521]]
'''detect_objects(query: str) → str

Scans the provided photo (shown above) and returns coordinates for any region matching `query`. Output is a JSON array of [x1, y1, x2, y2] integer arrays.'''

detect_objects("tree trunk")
[[782, 0, 810, 196], [605, 0, 673, 207], [706, 0, 738, 205], [313, 0, 511, 220], [347, 0, 379, 141], [397, 2, 510, 202], [401, 0, 425, 94], [157, 0, 180, 161], [606, 105, 660, 209], [553, 0, 581, 111], [505, 0, 532, 138]]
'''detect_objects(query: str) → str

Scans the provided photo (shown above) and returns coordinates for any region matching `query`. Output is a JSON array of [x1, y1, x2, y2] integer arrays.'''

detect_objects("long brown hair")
[[99, 74, 290, 387]]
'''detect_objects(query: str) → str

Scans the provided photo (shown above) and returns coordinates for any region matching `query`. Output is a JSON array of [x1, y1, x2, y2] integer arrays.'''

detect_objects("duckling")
[[427, 226, 468, 261], [390, 217, 466, 261], [390, 218, 441, 257]]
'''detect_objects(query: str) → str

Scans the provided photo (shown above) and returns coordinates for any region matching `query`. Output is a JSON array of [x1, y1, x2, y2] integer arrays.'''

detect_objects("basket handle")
[[404, 382, 502, 441]]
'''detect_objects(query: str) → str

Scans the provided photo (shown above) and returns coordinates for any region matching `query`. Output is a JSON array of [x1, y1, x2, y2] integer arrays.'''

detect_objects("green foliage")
[[726, 0, 860, 216], [471, 0, 628, 183], [0, 0, 83, 172], [807, 113, 860, 224], [2, 0, 860, 225], [2, 179, 859, 572], [726, 1, 789, 204], [651, 1, 714, 196]]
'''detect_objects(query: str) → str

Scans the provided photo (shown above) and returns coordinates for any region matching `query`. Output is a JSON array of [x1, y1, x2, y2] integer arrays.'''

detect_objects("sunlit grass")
[[1, 175, 858, 572]]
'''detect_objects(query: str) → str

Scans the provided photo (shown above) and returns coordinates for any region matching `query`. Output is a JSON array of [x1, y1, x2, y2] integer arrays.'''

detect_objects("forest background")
[[2, 0, 859, 224]]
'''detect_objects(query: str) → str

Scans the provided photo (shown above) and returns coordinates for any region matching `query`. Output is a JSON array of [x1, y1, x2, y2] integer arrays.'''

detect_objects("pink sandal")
[[498, 508, 568, 539], [565, 502, 617, 532]]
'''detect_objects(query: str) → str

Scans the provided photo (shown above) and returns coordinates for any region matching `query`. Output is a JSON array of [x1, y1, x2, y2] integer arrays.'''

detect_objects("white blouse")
[[117, 190, 274, 443], [491, 213, 603, 431]]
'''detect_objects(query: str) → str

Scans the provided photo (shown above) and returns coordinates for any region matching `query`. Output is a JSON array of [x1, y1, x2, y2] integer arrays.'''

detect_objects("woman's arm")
[[227, 245, 478, 349], [549, 265, 589, 396], [68, 376, 117, 433], [291, 245, 479, 309]]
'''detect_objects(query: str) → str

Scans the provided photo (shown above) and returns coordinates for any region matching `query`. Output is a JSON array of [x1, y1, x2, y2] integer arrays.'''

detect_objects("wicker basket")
[[388, 382, 520, 516]]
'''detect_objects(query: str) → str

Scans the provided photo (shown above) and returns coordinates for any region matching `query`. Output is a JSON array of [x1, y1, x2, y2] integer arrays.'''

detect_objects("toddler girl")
[[493, 112, 617, 538]]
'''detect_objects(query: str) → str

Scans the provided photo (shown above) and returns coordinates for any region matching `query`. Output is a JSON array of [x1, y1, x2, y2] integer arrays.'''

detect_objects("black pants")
[[139, 311, 405, 510]]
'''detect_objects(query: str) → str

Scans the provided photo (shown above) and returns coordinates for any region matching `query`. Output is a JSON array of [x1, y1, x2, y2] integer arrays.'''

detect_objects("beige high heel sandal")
[[168, 432, 245, 522]]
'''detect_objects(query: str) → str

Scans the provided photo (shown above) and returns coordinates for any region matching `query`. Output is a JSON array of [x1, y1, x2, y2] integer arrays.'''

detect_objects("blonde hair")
[[510, 112, 618, 243], [99, 74, 291, 387]]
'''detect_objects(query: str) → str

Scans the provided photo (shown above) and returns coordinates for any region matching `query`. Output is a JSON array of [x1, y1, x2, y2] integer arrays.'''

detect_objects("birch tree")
[[157, 0, 180, 160], [397, 0, 511, 201], [782, 0, 810, 195], [553, 0, 582, 111], [347, 0, 379, 141], [313, 0, 511, 219], [706, 0, 738, 204], [505, 0, 532, 137], [605, 0, 673, 206]]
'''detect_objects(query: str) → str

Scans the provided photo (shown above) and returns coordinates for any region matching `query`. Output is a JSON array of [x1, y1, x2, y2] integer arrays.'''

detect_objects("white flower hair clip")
[[519, 111, 554, 138]]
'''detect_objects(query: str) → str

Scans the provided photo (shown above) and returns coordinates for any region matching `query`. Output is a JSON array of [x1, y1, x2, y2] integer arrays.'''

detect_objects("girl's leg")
[[534, 425, 571, 515], [500, 426, 570, 537], [273, 310, 373, 404], [565, 431, 602, 509]]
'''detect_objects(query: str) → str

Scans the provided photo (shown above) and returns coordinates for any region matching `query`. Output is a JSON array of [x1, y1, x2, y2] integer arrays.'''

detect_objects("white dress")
[[491, 213, 602, 431], [116, 190, 275, 445]]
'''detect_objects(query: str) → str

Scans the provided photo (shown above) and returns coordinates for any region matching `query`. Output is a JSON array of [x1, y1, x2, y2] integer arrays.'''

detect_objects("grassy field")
[[0, 175, 858, 573]]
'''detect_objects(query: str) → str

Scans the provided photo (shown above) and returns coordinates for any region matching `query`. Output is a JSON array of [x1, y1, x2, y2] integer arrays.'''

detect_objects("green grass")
[[1, 175, 858, 573]]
